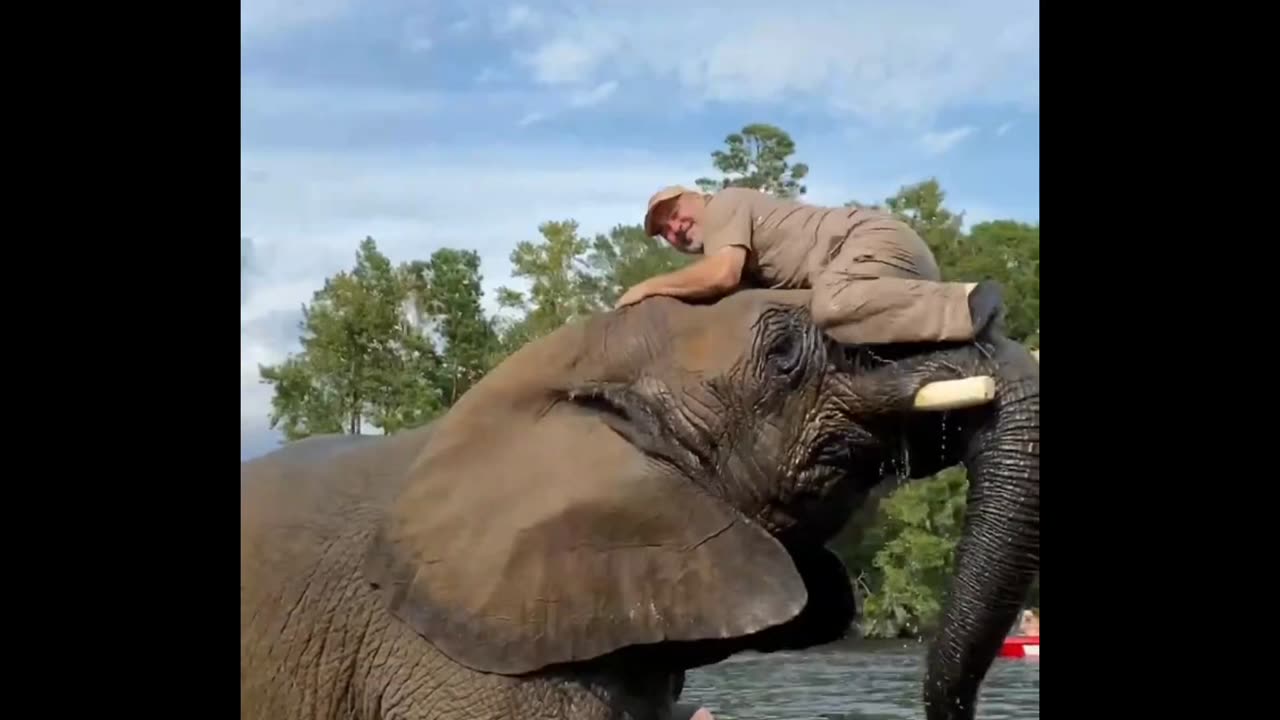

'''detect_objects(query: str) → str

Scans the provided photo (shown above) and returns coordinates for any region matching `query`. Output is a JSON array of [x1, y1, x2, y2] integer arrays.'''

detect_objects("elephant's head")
[[364, 288, 1039, 720]]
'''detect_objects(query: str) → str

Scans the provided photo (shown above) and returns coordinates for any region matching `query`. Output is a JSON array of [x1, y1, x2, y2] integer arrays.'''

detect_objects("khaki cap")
[[644, 185, 697, 236]]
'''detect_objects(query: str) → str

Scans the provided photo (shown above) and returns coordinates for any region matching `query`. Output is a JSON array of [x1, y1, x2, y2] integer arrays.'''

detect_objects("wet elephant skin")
[[241, 288, 1039, 720]]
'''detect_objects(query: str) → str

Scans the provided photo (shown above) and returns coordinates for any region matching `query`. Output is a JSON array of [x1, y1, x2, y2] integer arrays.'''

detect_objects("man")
[[617, 185, 1001, 346], [1017, 609, 1040, 637]]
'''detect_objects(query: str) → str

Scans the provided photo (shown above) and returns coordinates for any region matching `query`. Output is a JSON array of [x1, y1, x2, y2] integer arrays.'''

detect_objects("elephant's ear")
[[363, 406, 808, 676]]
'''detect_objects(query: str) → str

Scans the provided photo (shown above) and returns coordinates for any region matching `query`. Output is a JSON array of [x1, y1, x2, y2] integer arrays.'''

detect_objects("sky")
[[240, 0, 1040, 460]]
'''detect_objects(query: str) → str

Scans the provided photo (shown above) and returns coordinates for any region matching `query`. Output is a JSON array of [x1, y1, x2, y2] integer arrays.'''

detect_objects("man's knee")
[[809, 293, 835, 331], [809, 291, 829, 326], [809, 277, 874, 329]]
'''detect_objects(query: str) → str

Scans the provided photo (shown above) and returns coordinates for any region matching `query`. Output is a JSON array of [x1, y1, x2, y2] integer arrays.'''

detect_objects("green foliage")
[[954, 220, 1040, 345], [493, 220, 603, 352], [857, 469, 970, 638], [257, 123, 1038, 638], [836, 178, 1040, 637], [257, 357, 347, 439], [490, 220, 694, 350], [884, 178, 968, 265], [695, 123, 809, 198], [258, 237, 443, 441], [407, 248, 501, 404], [581, 223, 693, 307]]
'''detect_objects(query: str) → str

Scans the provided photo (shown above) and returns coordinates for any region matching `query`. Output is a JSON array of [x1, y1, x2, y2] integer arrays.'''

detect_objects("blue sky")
[[240, 0, 1040, 459]]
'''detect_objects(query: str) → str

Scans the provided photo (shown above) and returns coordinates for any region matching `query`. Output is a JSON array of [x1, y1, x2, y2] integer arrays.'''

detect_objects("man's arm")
[[615, 246, 747, 307]]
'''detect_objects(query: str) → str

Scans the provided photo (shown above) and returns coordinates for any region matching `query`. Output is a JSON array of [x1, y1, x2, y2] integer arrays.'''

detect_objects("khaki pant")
[[809, 223, 975, 345]]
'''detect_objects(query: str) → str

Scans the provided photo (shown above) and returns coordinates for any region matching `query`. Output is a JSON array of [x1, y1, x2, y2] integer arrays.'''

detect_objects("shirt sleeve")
[[701, 194, 754, 256]]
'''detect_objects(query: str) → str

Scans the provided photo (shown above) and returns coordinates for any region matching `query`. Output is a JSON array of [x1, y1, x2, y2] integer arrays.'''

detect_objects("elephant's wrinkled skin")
[[241, 288, 1039, 720]]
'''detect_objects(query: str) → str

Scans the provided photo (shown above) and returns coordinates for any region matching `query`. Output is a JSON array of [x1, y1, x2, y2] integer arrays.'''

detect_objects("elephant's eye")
[[765, 329, 805, 377]]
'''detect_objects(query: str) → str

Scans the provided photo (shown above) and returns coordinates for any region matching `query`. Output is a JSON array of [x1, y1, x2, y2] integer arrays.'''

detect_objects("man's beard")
[[677, 229, 703, 253]]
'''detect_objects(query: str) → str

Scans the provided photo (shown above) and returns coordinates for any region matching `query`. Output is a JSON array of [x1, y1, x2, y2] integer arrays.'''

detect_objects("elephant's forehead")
[[665, 317, 749, 370], [710, 288, 813, 321], [658, 291, 808, 370]]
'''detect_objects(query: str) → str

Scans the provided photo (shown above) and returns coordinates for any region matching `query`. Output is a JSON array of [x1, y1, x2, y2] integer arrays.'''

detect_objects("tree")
[[953, 220, 1040, 345], [882, 178, 968, 269], [494, 220, 602, 351], [581, 224, 692, 307], [858, 468, 971, 638], [257, 356, 346, 439], [258, 237, 443, 442], [407, 248, 501, 404], [695, 123, 810, 198]]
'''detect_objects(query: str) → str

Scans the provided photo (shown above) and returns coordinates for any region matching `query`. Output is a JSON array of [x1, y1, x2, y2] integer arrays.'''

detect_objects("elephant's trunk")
[[924, 347, 1039, 720]]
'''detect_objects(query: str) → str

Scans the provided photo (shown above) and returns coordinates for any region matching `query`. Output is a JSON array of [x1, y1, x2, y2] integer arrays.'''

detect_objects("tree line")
[[255, 122, 1040, 639]]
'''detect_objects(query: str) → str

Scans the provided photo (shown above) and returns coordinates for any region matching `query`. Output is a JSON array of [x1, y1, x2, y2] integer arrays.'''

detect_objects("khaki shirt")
[[699, 187, 913, 289]]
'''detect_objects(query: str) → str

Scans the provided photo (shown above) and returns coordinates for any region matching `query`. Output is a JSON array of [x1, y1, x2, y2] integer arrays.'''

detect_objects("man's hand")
[[614, 282, 653, 309], [613, 247, 747, 309]]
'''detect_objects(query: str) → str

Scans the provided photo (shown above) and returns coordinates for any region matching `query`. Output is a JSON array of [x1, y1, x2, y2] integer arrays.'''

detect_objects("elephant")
[[241, 285, 1040, 720]]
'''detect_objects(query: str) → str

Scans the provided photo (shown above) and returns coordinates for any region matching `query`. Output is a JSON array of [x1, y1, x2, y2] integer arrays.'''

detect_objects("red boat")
[[999, 635, 1040, 658]]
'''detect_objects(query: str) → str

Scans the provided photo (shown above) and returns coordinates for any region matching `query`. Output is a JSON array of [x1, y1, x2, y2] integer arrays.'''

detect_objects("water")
[[682, 639, 1039, 720]]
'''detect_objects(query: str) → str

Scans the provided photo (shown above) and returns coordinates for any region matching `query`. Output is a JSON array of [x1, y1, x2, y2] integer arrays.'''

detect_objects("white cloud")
[[996, 121, 1016, 136], [918, 126, 976, 155], [569, 80, 618, 108], [503, 0, 1037, 126], [241, 0, 353, 39], [242, 236, 259, 303], [242, 77, 443, 119], [495, 4, 540, 34], [521, 37, 616, 86], [400, 11, 435, 52], [242, 335, 285, 419], [517, 111, 546, 126], [407, 37, 434, 53]]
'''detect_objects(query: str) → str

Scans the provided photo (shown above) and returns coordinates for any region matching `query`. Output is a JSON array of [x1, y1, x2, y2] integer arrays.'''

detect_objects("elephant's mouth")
[[761, 389, 885, 545], [761, 337, 948, 544]]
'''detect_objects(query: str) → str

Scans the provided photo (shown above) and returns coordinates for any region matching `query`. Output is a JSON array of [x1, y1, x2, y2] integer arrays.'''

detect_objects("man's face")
[[656, 196, 703, 254]]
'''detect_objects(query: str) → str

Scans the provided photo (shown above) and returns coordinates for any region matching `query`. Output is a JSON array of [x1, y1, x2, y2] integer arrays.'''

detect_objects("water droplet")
[[940, 411, 949, 460]]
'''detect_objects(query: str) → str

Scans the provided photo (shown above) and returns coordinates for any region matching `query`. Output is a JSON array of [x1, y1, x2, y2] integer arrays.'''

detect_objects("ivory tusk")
[[911, 348, 1037, 411], [913, 376, 997, 411]]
